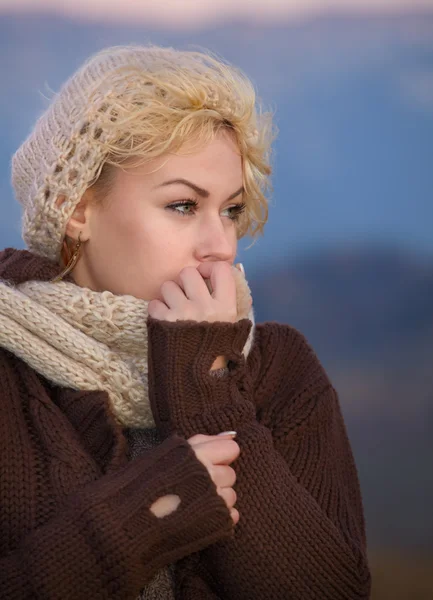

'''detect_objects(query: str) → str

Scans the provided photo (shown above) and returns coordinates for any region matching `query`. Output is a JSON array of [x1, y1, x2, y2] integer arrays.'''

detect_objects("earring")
[[50, 232, 83, 283]]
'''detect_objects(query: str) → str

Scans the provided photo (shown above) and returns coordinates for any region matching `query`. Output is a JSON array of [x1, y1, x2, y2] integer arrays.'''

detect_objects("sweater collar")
[[0, 247, 74, 285]]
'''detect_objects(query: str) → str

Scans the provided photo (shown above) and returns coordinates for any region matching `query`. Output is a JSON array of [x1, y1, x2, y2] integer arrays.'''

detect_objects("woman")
[[0, 44, 371, 599]]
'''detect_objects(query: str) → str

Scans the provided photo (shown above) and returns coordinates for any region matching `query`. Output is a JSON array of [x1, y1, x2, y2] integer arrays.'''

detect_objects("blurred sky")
[[1, 0, 433, 28], [1, 0, 432, 264]]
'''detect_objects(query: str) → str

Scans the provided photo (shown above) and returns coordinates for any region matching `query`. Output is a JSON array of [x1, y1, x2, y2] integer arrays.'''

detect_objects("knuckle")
[[180, 266, 195, 278], [228, 439, 240, 455], [148, 300, 165, 320], [203, 307, 216, 321], [228, 487, 237, 506], [227, 308, 237, 321], [227, 466, 236, 484], [208, 464, 218, 483], [160, 280, 174, 293], [231, 508, 240, 524], [187, 433, 209, 445]]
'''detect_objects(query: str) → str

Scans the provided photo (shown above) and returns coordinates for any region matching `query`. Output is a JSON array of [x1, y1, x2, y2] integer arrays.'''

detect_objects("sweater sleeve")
[[0, 432, 234, 600], [147, 317, 372, 600]]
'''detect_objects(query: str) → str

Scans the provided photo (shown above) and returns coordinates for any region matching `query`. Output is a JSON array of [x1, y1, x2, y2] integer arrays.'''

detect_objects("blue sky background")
[[1, 8, 432, 273]]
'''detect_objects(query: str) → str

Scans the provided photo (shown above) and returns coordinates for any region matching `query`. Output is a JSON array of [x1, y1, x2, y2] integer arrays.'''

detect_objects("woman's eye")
[[222, 202, 247, 221], [166, 199, 198, 216]]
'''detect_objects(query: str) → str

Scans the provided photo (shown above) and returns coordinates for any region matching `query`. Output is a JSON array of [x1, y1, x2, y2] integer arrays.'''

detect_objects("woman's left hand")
[[148, 261, 238, 324]]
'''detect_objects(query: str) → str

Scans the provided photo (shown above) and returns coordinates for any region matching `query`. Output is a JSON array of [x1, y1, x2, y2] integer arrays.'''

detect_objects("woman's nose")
[[195, 218, 235, 262]]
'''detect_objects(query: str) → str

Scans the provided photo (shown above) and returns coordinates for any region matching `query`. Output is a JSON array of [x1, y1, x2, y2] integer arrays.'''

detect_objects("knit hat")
[[12, 46, 182, 261], [12, 44, 252, 262]]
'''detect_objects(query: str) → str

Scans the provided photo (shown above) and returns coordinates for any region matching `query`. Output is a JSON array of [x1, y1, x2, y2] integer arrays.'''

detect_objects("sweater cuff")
[[147, 317, 254, 436], [65, 435, 233, 579], [147, 316, 252, 371]]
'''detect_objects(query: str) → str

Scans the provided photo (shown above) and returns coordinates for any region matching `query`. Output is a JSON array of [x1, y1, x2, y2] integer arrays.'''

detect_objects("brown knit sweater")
[[0, 248, 371, 599]]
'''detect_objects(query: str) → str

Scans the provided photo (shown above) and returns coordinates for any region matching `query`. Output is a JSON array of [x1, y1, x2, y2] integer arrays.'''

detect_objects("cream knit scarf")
[[0, 267, 255, 428]]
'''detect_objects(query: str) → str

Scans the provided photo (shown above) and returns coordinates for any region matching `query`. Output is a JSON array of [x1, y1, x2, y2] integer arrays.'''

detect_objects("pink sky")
[[0, 0, 432, 28]]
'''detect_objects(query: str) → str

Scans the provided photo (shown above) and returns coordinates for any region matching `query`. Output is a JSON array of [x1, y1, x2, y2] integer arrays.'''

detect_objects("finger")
[[218, 486, 237, 510], [160, 280, 188, 309], [187, 432, 236, 446], [230, 508, 240, 525], [187, 433, 214, 446], [195, 261, 216, 280], [196, 262, 236, 307], [178, 267, 209, 301], [210, 464, 236, 488], [148, 299, 169, 320], [194, 439, 240, 465]]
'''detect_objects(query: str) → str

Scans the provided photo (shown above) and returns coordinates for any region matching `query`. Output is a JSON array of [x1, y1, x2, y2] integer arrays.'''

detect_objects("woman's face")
[[71, 130, 244, 300]]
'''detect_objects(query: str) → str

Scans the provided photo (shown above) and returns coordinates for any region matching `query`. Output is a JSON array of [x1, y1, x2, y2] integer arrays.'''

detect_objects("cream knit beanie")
[[12, 46, 152, 261]]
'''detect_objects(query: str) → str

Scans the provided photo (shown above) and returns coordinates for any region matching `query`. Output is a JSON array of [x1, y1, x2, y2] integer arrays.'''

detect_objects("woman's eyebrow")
[[154, 178, 244, 200]]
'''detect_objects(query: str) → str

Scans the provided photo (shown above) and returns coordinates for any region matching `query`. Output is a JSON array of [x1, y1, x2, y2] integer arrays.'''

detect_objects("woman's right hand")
[[188, 433, 240, 525]]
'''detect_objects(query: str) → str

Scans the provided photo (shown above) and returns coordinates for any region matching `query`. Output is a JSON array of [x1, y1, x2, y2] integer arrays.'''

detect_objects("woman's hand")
[[149, 433, 240, 525], [188, 433, 240, 525], [148, 261, 237, 324]]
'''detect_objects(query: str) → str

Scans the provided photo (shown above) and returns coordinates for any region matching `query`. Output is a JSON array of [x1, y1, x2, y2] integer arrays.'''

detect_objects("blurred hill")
[[250, 245, 433, 553]]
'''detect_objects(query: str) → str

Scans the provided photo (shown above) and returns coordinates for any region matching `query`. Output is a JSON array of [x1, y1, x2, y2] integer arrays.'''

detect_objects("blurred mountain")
[[251, 245, 433, 369], [250, 245, 433, 551], [1, 10, 433, 259]]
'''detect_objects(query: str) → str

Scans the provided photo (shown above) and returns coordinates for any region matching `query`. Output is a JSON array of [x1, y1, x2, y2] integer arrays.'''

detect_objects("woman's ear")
[[58, 189, 93, 242]]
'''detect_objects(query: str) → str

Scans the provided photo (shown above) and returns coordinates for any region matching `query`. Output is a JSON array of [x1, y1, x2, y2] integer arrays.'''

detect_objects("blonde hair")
[[85, 44, 276, 240]]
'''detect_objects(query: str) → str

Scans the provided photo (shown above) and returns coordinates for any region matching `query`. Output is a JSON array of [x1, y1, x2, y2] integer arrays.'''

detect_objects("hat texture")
[[12, 46, 177, 261]]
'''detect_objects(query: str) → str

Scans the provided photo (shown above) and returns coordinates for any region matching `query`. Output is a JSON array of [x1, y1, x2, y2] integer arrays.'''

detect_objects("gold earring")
[[50, 232, 83, 283]]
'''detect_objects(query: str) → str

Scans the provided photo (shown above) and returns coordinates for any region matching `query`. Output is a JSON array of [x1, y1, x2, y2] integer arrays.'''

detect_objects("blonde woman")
[[0, 45, 371, 599]]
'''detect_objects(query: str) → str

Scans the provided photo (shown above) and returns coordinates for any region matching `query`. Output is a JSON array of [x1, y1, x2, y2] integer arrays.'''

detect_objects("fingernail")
[[217, 431, 237, 437], [236, 263, 245, 276]]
